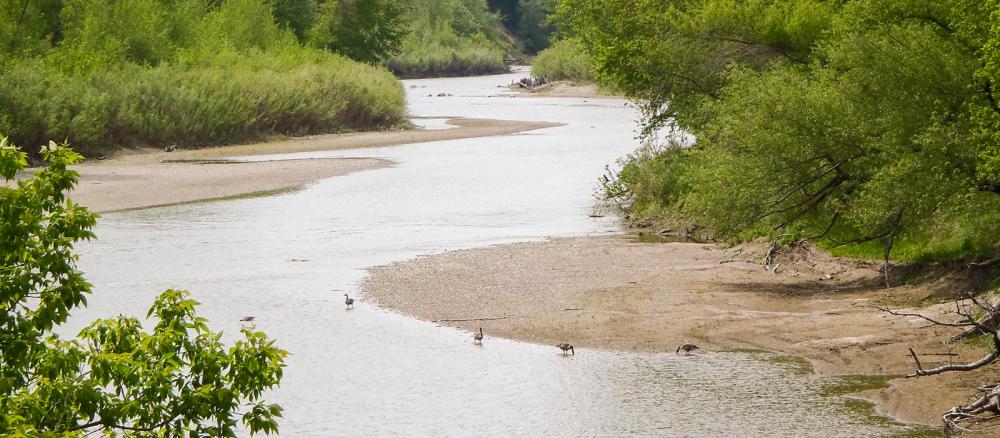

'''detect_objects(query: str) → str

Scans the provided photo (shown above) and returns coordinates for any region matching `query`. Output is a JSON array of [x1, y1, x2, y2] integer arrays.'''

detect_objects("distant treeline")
[[0, 0, 408, 156]]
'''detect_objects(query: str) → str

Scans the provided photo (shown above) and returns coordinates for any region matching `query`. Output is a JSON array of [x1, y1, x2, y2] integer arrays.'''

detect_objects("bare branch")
[[871, 303, 976, 329], [909, 344, 999, 377]]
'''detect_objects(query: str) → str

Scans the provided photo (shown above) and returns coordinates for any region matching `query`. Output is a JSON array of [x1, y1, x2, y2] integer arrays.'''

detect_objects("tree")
[[311, 0, 409, 64], [0, 136, 287, 436], [565, 0, 1000, 265], [271, 0, 319, 42], [516, 0, 554, 54]]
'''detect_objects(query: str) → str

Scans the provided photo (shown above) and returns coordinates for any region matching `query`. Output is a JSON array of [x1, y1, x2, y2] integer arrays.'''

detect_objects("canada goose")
[[240, 316, 255, 322], [344, 294, 354, 309], [164, 145, 176, 152], [676, 343, 699, 355], [556, 343, 575, 355], [473, 328, 484, 344]]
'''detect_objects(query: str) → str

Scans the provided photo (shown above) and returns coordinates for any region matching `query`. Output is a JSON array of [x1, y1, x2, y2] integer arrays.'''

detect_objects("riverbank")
[[66, 118, 560, 212], [510, 81, 617, 99], [362, 234, 993, 427]]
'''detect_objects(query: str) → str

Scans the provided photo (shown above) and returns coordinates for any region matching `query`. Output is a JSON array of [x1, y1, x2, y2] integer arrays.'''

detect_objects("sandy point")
[[363, 234, 992, 426]]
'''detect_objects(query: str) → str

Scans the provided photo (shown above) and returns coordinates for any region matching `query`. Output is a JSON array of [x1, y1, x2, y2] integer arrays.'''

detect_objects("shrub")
[[531, 39, 593, 82]]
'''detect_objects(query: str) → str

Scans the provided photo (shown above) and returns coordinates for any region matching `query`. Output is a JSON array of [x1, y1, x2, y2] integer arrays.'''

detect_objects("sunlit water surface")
[[70, 69, 933, 436]]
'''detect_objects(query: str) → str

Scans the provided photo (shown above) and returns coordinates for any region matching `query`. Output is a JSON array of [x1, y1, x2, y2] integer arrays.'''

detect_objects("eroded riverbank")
[[363, 234, 990, 427]]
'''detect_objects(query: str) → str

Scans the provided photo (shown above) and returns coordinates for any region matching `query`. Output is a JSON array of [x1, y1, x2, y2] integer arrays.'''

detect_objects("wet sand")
[[66, 118, 560, 212], [363, 234, 994, 426]]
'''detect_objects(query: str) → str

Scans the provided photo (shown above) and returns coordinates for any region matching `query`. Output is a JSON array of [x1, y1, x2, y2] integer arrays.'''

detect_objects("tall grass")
[[0, 0, 409, 157], [531, 39, 594, 82], [0, 52, 405, 157]]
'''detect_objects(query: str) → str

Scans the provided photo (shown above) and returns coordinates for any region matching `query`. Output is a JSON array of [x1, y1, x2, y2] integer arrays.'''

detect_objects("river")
[[71, 69, 934, 436]]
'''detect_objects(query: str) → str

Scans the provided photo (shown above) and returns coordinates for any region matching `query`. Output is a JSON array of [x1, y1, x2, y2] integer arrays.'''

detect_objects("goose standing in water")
[[473, 328, 484, 344], [556, 343, 575, 355], [344, 293, 355, 309], [676, 343, 699, 355]]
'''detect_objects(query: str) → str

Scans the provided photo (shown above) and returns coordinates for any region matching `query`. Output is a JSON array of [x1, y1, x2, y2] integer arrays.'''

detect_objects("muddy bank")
[[66, 118, 559, 212], [362, 234, 994, 426]]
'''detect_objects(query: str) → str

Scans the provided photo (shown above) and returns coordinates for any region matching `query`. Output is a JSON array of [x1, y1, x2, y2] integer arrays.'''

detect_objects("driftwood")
[[875, 291, 1000, 432], [432, 315, 524, 323], [969, 258, 1000, 269]]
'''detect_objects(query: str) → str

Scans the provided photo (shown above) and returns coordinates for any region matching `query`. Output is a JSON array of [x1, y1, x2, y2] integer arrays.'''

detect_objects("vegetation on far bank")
[[559, 0, 1000, 267], [0, 0, 408, 157], [530, 39, 594, 82], [389, 0, 510, 77], [389, 0, 557, 78]]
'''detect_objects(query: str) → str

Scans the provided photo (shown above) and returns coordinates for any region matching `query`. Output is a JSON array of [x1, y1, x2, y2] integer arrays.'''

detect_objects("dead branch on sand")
[[874, 291, 1000, 433]]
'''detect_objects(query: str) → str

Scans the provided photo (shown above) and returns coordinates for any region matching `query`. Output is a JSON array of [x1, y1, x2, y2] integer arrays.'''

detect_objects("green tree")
[[272, 0, 319, 42], [311, 0, 409, 64], [517, 0, 554, 54], [563, 0, 1000, 265], [0, 0, 62, 57], [0, 137, 287, 435]]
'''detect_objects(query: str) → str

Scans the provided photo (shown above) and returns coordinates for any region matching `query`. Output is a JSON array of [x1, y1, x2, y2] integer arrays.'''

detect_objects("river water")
[[71, 70, 935, 436]]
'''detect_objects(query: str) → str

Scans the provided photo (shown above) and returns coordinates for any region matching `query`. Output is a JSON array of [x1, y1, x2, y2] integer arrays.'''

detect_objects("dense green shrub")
[[0, 54, 405, 156], [531, 39, 593, 81], [0, 0, 407, 156], [389, 0, 510, 77], [389, 37, 507, 77]]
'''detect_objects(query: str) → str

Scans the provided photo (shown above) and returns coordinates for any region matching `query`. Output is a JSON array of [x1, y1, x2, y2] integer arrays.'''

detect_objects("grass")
[[531, 39, 595, 82], [0, 50, 406, 157]]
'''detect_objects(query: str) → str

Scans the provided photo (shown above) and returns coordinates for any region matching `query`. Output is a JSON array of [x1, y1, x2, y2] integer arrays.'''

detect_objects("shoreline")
[[362, 234, 991, 427], [509, 80, 620, 99], [64, 118, 561, 212]]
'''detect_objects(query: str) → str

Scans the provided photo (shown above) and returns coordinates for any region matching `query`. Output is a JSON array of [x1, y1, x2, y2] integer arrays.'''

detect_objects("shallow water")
[[70, 70, 936, 436]]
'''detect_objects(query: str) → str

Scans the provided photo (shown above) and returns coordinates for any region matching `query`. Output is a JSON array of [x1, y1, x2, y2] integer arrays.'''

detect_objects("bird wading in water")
[[676, 344, 700, 355]]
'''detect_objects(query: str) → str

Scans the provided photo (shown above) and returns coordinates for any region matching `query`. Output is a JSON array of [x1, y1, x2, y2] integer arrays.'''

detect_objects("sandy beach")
[[362, 234, 993, 426], [64, 118, 561, 212]]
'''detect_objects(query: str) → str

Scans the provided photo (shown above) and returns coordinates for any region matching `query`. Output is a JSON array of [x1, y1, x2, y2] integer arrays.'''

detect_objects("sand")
[[511, 81, 618, 99], [362, 234, 998, 426], [63, 118, 561, 212]]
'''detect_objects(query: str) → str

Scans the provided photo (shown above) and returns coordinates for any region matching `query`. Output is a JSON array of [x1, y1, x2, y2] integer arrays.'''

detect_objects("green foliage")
[[0, 0, 407, 156], [531, 38, 593, 81], [389, 0, 510, 77], [272, 0, 319, 42], [516, 0, 555, 54], [311, 0, 409, 64], [484, 0, 555, 54], [563, 0, 1000, 262], [0, 138, 287, 435]]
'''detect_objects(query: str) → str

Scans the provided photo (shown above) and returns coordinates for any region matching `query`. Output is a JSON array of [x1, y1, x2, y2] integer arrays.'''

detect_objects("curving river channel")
[[70, 69, 935, 436]]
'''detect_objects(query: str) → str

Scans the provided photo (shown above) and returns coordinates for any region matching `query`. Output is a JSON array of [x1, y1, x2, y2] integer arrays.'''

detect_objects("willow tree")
[[561, 0, 1000, 267], [0, 137, 287, 435]]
